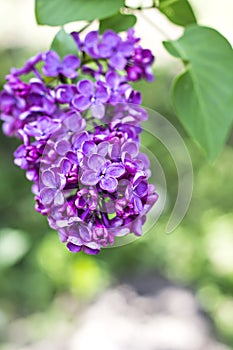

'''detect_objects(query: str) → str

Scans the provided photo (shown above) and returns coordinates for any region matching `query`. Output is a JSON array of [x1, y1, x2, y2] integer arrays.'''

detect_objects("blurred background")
[[0, 1, 233, 349]]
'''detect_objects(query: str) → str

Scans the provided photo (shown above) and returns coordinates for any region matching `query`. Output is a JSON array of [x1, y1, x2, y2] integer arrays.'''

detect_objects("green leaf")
[[51, 28, 78, 58], [99, 13, 137, 34], [35, 0, 124, 26], [163, 25, 233, 161], [159, 0, 197, 26]]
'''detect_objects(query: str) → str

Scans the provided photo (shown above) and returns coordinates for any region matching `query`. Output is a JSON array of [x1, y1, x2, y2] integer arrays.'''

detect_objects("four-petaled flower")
[[40, 168, 66, 206], [43, 51, 80, 79], [81, 154, 125, 193], [72, 79, 109, 118]]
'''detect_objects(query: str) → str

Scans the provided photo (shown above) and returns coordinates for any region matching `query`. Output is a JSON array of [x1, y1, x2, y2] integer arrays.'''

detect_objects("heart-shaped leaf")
[[99, 13, 137, 34], [163, 25, 233, 161], [51, 29, 78, 58], [159, 0, 197, 26], [35, 0, 124, 26]]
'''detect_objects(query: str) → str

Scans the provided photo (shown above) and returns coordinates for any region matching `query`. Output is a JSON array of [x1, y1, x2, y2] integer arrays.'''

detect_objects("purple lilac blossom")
[[72, 79, 109, 118], [0, 28, 157, 255], [43, 51, 80, 79]]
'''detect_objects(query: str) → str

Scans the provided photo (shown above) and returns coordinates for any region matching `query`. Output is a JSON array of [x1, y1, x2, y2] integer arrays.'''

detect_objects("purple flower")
[[126, 174, 148, 215], [57, 219, 100, 254], [75, 188, 98, 210], [61, 158, 79, 185], [92, 224, 114, 246], [24, 116, 60, 140], [80, 154, 125, 192], [14, 141, 45, 169], [42, 51, 80, 79], [40, 168, 66, 207], [55, 84, 76, 103], [72, 79, 109, 118], [105, 71, 132, 103], [0, 27, 158, 255], [99, 30, 132, 69], [82, 30, 134, 70], [126, 47, 154, 82], [53, 110, 86, 143]]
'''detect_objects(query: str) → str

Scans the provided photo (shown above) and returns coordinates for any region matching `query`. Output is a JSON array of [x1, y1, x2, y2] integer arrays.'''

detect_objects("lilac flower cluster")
[[0, 28, 158, 254]]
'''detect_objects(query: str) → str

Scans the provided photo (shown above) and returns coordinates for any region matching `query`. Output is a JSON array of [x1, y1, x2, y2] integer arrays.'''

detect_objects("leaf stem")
[[124, 4, 156, 10], [78, 22, 92, 33]]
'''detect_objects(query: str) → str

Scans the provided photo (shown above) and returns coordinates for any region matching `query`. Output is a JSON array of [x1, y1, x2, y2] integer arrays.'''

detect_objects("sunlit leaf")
[[35, 0, 124, 26], [99, 13, 137, 33], [51, 28, 78, 58], [163, 25, 233, 161], [159, 0, 197, 26]]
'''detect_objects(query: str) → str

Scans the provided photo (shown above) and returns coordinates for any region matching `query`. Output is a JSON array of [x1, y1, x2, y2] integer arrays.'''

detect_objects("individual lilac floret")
[[105, 71, 133, 103], [24, 116, 60, 140], [72, 79, 109, 118], [80, 154, 125, 192], [83, 30, 134, 70], [43, 51, 80, 79], [40, 168, 66, 207], [126, 46, 155, 82]]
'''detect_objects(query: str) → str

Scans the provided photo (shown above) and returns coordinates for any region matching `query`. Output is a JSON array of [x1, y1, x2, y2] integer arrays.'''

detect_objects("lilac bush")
[[0, 28, 158, 254]]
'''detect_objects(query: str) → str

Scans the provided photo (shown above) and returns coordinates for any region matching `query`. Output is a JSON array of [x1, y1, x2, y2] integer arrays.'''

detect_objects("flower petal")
[[54, 191, 65, 206], [64, 111, 86, 132], [106, 163, 125, 178], [133, 196, 143, 214], [106, 71, 121, 89], [83, 246, 100, 255], [60, 158, 72, 174], [131, 216, 144, 236], [109, 54, 127, 70], [84, 31, 99, 48], [82, 141, 97, 155], [77, 79, 94, 97], [91, 102, 105, 119], [122, 140, 139, 157], [67, 242, 82, 253], [100, 175, 117, 192], [133, 170, 146, 187], [72, 95, 91, 111], [72, 131, 89, 150], [88, 153, 105, 171], [97, 141, 109, 156], [55, 140, 70, 155], [42, 170, 56, 187], [42, 51, 60, 76], [110, 141, 121, 159], [95, 84, 109, 103], [56, 85, 75, 103], [79, 223, 92, 242], [62, 54, 80, 69], [80, 170, 99, 186], [134, 180, 148, 198], [102, 30, 120, 47], [40, 187, 56, 205]]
